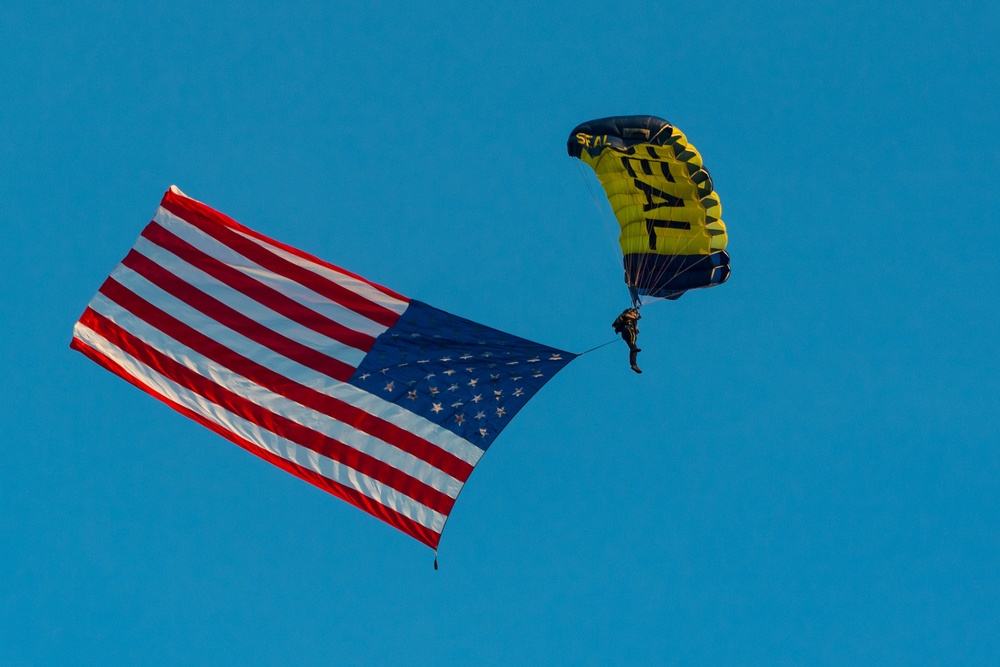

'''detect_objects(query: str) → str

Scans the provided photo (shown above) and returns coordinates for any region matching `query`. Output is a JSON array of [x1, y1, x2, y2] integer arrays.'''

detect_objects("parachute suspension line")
[[641, 172, 681, 302], [575, 158, 648, 310], [630, 287, 642, 310], [574, 160, 627, 281], [648, 236, 702, 300], [577, 146, 670, 307], [633, 133, 720, 302], [636, 149, 677, 306]]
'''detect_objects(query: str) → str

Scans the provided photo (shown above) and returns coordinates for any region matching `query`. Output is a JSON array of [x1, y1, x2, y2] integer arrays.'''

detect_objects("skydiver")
[[612, 307, 642, 374]]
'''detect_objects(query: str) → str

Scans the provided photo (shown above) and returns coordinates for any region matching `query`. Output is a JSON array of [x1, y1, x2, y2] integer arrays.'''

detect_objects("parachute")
[[567, 116, 730, 305]]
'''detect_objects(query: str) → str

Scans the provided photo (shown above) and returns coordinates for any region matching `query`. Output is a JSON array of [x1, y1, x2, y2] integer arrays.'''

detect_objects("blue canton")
[[348, 300, 576, 451]]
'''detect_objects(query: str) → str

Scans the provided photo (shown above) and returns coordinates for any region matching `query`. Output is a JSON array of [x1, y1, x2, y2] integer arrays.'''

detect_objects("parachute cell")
[[567, 116, 730, 303]]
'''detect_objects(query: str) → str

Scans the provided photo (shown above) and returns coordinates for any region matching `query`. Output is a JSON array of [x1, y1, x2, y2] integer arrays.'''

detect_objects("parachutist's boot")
[[631, 364, 642, 374]]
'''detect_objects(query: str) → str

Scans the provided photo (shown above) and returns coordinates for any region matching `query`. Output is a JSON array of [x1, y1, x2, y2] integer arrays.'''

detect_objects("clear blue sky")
[[4, 2, 999, 664]]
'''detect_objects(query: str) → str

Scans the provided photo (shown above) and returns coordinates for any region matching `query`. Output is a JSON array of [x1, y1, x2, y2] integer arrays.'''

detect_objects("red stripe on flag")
[[97, 277, 475, 482], [160, 192, 404, 328], [121, 249, 356, 382], [69, 335, 442, 548], [141, 222, 378, 353], [78, 308, 456, 516]]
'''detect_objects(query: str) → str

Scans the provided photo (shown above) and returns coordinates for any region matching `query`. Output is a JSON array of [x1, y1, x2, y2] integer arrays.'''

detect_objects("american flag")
[[71, 186, 577, 549]]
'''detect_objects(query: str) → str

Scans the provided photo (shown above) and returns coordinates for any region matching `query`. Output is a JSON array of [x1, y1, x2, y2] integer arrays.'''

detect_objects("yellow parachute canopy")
[[568, 116, 730, 303]]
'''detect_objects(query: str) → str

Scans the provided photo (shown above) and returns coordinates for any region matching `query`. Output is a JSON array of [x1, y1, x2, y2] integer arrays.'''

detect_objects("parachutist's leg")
[[625, 331, 641, 373], [629, 347, 641, 373], [619, 329, 641, 372]]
